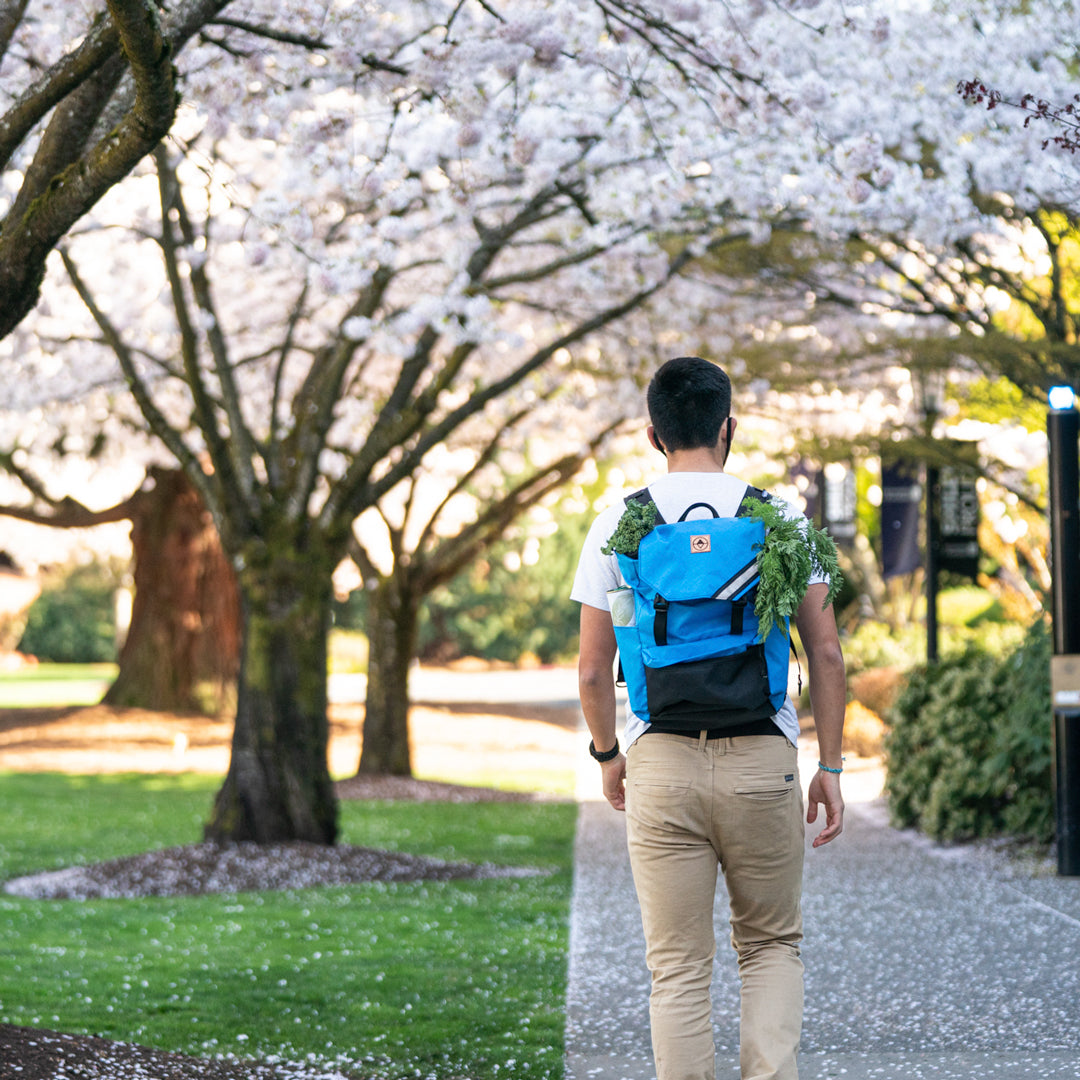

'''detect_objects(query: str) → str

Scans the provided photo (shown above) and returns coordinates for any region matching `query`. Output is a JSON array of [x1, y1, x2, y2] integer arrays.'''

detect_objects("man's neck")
[[665, 446, 727, 473]]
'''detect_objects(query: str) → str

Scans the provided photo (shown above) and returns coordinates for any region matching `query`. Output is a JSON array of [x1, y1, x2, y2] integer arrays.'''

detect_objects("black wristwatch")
[[589, 738, 620, 762]]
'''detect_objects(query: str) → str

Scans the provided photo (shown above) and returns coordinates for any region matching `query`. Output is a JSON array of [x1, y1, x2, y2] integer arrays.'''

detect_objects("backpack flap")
[[635, 517, 765, 662], [635, 517, 765, 603]]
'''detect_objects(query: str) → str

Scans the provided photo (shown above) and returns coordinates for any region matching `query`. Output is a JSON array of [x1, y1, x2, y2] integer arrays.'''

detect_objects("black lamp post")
[[1048, 385, 1080, 876], [1048, 386, 1080, 654]]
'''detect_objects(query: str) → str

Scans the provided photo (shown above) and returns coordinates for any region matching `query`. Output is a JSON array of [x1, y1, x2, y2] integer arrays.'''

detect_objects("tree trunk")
[[205, 545, 338, 845], [356, 572, 419, 776], [104, 466, 240, 714]]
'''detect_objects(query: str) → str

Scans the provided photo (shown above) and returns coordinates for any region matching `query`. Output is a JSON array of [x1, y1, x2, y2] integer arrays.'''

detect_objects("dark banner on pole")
[[821, 462, 857, 547], [938, 466, 980, 580], [881, 460, 921, 578]]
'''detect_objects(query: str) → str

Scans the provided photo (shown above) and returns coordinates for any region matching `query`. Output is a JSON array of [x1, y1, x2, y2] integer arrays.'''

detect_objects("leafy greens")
[[601, 492, 843, 641], [741, 496, 844, 642], [601, 498, 659, 557]]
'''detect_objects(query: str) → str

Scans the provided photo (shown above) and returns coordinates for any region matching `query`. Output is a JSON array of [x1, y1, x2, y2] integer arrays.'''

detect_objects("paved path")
[[565, 736, 1080, 1080]]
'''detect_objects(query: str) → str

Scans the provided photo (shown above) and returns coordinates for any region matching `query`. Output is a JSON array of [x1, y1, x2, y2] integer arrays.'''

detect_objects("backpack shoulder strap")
[[629, 484, 767, 524], [624, 486, 667, 526], [735, 484, 770, 517]]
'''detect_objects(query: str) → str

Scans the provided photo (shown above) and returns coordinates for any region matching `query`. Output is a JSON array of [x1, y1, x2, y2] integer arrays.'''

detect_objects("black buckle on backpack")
[[730, 599, 745, 636], [653, 595, 669, 646]]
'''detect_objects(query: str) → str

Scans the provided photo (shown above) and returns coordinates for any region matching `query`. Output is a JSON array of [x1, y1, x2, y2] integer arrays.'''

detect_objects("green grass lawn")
[[0, 663, 117, 707], [0, 772, 577, 1079]]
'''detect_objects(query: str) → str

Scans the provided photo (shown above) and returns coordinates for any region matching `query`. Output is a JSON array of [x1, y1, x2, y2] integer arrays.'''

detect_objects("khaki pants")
[[625, 732, 805, 1080]]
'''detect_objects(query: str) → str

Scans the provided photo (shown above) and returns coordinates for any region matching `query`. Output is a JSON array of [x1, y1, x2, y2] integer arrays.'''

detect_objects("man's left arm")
[[794, 582, 847, 847], [578, 603, 626, 811]]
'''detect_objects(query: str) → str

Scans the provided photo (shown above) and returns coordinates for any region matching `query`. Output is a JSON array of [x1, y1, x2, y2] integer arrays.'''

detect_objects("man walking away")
[[572, 356, 846, 1080]]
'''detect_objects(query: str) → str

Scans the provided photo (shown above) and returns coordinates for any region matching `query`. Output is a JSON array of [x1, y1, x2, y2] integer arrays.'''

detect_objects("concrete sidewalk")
[[565, 738, 1080, 1080]]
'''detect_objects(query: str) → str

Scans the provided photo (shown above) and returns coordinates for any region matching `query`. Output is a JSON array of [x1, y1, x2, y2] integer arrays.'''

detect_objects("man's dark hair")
[[647, 357, 732, 452]]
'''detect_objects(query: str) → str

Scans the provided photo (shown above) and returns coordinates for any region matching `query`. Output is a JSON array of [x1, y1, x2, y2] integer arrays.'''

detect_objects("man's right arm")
[[794, 582, 846, 847], [578, 602, 626, 811]]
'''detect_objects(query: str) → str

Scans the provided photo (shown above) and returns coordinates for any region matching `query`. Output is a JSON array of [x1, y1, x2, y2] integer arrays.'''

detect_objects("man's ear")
[[721, 415, 737, 464], [647, 425, 666, 456]]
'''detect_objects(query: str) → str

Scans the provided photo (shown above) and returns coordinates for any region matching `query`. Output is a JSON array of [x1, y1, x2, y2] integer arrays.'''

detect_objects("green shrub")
[[17, 562, 118, 664], [884, 618, 1053, 843], [842, 613, 1026, 677], [938, 584, 1004, 626], [842, 621, 925, 674], [423, 510, 591, 665], [333, 508, 592, 667]]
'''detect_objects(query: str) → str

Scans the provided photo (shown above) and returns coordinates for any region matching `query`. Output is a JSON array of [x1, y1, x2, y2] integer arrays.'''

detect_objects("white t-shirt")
[[571, 471, 824, 749]]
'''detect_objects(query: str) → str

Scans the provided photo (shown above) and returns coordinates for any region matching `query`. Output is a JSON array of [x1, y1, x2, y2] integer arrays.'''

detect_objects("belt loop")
[[698, 729, 708, 751]]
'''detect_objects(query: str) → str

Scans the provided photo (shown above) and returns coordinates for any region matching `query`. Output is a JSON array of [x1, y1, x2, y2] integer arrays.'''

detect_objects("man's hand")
[[602, 754, 627, 812], [806, 768, 844, 848]]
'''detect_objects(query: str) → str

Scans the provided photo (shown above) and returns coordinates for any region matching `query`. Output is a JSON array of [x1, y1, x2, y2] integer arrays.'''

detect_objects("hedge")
[[884, 617, 1053, 843]]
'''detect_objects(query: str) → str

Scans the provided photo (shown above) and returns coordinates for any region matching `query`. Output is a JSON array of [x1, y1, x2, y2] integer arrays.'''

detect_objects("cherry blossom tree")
[[6, 0, 815, 843], [743, 1, 1080, 408], [669, 0, 1079, 543]]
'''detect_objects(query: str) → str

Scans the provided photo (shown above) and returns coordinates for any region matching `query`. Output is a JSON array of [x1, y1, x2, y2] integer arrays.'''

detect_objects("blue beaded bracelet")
[[817, 759, 845, 774]]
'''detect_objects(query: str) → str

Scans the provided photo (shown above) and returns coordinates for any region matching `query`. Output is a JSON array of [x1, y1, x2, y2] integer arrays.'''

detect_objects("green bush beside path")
[[885, 618, 1053, 844]]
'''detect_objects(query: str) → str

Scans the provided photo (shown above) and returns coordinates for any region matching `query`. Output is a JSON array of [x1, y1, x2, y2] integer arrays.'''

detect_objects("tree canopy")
[[1, 0, 1077, 838]]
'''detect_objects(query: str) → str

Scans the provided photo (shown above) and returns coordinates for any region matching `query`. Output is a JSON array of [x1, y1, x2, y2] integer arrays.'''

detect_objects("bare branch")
[[0, 484, 140, 529], [284, 264, 396, 524], [59, 247, 218, 522], [155, 146, 261, 512], [153, 156, 232, 478], [207, 16, 330, 50], [413, 402, 538, 557], [268, 280, 311, 481], [345, 532, 379, 584], [0, 8, 118, 172], [420, 419, 623, 590], [958, 80, 1080, 154], [0, 1, 29, 66]]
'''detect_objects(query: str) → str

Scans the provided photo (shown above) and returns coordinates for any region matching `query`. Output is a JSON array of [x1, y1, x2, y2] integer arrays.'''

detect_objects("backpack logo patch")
[[690, 535, 711, 553]]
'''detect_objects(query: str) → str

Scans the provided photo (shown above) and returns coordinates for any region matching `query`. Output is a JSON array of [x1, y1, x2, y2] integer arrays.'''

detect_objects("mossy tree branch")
[[0, 0, 181, 338]]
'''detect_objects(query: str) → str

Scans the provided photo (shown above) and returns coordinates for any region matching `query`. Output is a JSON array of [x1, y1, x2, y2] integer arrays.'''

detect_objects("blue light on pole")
[[1050, 385, 1077, 411]]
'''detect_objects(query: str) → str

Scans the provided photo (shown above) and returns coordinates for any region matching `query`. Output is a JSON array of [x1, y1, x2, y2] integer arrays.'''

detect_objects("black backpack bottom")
[[643, 643, 779, 730]]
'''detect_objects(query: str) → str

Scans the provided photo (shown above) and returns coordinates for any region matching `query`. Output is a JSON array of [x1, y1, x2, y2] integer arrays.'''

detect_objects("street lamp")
[[1048, 384, 1080, 876]]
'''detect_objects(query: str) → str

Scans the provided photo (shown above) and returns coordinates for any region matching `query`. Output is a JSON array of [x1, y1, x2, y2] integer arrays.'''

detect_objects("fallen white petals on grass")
[[3, 842, 542, 901], [0, 1023, 354, 1079]]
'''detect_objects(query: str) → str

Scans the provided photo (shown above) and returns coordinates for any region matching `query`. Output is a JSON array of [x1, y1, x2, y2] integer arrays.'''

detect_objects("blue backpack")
[[611, 486, 793, 729]]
